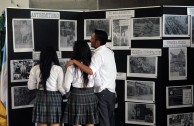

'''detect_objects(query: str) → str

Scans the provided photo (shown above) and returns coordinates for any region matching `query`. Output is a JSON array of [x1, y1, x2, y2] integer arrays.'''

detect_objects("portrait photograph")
[[131, 17, 161, 40], [127, 55, 158, 78], [11, 86, 36, 109], [59, 20, 77, 51], [125, 80, 155, 103], [112, 19, 131, 50], [10, 59, 36, 82], [12, 19, 34, 52], [167, 113, 194, 126], [84, 19, 111, 39], [169, 47, 187, 80], [166, 85, 193, 109], [163, 15, 190, 37], [125, 102, 155, 125]]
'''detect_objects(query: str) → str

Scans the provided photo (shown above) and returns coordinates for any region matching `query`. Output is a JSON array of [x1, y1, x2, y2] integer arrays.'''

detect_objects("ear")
[[95, 40, 101, 47]]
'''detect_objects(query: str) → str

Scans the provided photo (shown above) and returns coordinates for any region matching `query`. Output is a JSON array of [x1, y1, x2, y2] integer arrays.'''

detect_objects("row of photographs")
[[11, 74, 193, 109], [125, 80, 193, 108], [10, 47, 187, 83], [12, 14, 194, 52], [125, 102, 194, 126]]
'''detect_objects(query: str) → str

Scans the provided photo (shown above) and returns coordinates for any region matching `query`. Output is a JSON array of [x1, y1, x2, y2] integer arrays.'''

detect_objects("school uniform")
[[28, 64, 65, 124], [90, 45, 117, 126], [62, 65, 101, 125]]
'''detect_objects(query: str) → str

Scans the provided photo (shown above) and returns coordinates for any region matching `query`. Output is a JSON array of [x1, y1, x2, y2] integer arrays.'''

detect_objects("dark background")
[[6, 6, 194, 126]]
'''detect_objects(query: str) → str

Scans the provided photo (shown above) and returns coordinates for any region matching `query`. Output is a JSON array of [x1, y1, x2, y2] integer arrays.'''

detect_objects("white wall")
[[0, 0, 29, 15]]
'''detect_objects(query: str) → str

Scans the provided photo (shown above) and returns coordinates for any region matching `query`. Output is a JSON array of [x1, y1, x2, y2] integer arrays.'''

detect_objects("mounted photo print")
[[84, 19, 111, 40], [12, 19, 34, 52], [112, 19, 131, 50], [191, 16, 194, 47], [125, 80, 155, 103], [59, 20, 77, 51], [169, 47, 187, 80], [131, 17, 161, 40], [11, 86, 36, 109], [163, 15, 190, 37], [10, 59, 36, 82], [125, 102, 155, 125], [167, 112, 194, 126], [166, 85, 193, 109], [127, 55, 158, 78]]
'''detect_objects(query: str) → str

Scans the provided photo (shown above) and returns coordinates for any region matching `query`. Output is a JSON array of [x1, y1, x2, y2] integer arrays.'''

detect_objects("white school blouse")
[[64, 65, 102, 93], [27, 64, 66, 95]]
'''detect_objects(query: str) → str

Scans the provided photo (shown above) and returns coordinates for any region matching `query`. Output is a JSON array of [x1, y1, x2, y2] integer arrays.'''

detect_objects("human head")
[[39, 46, 59, 91], [72, 40, 92, 87], [73, 40, 91, 66], [90, 29, 108, 49]]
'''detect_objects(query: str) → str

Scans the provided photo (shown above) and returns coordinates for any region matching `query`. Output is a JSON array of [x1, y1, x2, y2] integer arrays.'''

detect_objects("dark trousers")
[[96, 89, 116, 126]]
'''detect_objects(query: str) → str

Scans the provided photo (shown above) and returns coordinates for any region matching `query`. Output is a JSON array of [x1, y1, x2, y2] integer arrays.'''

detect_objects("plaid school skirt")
[[32, 90, 62, 124], [62, 87, 99, 125]]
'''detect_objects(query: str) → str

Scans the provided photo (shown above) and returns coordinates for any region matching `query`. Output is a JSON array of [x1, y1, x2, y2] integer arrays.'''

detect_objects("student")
[[28, 46, 65, 126], [65, 29, 117, 126], [62, 40, 100, 126]]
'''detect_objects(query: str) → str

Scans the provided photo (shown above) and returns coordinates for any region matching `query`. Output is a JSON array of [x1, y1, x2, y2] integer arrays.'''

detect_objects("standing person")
[[28, 46, 65, 126], [62, 40, 100, 126], [65, 29, 117, 126]]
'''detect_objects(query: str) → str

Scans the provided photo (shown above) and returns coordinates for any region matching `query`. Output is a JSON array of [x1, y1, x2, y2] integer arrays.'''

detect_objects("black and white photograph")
[[59, 58, 70, 73], [169, 47, 187, 80], [12, 19, 34, 52], [59, 20, 77, 51], [191, 16, 194, 47], [166, 85, 193, 109], [125, 102, 155, 125], [127, 55, 158, 78], [167, 112, 194, 126], [163, 15, 190, 37], [33, 51, 61, 60], [10, 59, 36, 82], [131, 17, 161, 39], [112, 19, 131, 49], [84, 19, 111, 39], [125, 80, 155, 103], [11, 86, 36, 109]]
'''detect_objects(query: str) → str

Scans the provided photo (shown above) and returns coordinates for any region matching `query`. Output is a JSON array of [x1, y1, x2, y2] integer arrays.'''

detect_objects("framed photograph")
[[166, 85, 193, 109], [112, 19, 131, 50], [12, 19, 34, 52], [10, 59, 36, 82], [59, 20, 77, 51], [127, 55, 158, 78], [84, 19, 111, 40], [125, 80, 155, 103], [131, 17, 161, 40], [11, 86, 36, 109], [32, 51, 62, 60], [191, 16, 194, 47], [59, 58, 70, 73], [167, 112, 194, 126], [169, 47, 187, 80], [163, 15, 190, 37], [125, 102, 155, 125]]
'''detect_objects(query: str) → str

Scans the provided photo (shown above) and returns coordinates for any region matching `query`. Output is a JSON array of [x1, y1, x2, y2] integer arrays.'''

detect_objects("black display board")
[[6, 6, 194, 126]]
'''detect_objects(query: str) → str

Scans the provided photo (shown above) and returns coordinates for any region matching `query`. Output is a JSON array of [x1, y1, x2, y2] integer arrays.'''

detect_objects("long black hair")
[[72, 40, 92, 88], [39, 46, 60, 92]]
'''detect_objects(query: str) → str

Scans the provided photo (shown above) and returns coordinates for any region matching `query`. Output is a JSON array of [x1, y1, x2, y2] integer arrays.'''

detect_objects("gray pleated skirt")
[[32, 90, 62, 124], [62, 87, 99, 125]]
